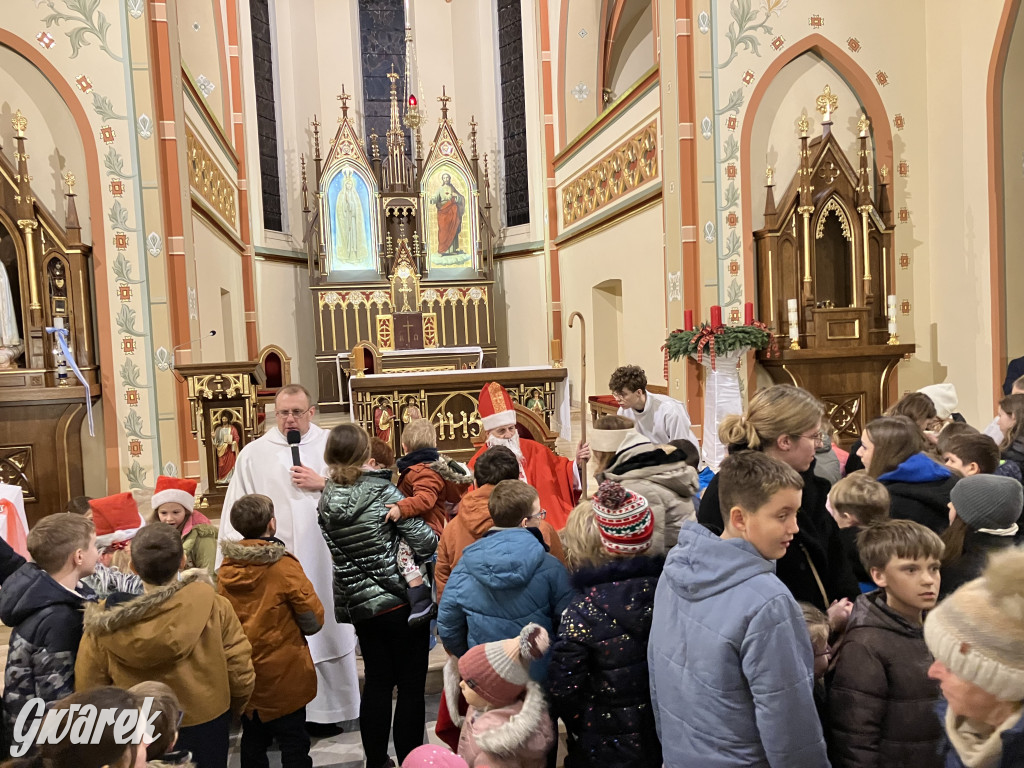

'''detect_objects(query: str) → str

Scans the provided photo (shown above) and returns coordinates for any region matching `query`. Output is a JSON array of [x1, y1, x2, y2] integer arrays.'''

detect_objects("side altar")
[[302, 74, 499, 412]]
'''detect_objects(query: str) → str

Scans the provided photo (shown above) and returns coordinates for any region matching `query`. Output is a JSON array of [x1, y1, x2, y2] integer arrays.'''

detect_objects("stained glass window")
[[250, 0, 282, 231], [497, 0, 530, 226]]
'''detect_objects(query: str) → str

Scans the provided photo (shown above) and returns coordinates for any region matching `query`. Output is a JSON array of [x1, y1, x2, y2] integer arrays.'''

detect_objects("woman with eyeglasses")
[[858, 415, 958, 534], [697, 384, 860, 615]]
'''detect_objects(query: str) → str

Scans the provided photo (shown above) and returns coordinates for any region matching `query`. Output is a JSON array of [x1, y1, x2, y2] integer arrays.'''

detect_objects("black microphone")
[[287, 429, 302, 467], [170, 330, 217, 368]]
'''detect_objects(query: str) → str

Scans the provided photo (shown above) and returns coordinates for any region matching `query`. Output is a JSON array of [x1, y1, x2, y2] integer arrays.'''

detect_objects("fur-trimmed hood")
[[219, 538, 286, 565], [217, 539, 293, 595], [83, 569, 219, 670], [430, 455, 474, 486], [472, 681, 552, 758]]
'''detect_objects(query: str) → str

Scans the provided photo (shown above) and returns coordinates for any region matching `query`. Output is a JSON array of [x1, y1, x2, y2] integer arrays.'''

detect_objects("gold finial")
[[63, 171, 76, 191], [12, 110, 27, 137], [798, 113, 810, 137], [766, 166, 774, 186], [815, 84, 838, 122], [880, 164, 889, 182], [386, 68, 399, 93], [857, 112, 870, 137], [337, 85, 350, 120], [437, 86, 451, 120]]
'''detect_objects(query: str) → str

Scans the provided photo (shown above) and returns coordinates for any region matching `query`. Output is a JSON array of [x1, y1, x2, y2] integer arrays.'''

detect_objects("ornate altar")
[[350, 367, 569, 461], [174, 361, 265, 508], [0, 112, 100, 525], [754, 88, 914, 447], [302, 76, 498, 411]]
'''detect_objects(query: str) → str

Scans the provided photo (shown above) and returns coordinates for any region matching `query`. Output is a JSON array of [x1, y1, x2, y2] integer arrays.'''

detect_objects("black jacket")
[[878, 454, 958, 534], [1002, 436, 1024, 480], [0, 563, 93, 722], [698, 462, 860, 610], [940, 529, 1023, 599], [828, 591, 943, 768], [547, 556, 664, 768]]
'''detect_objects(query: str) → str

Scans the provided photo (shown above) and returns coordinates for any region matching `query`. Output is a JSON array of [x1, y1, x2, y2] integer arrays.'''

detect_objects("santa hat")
[[151, 476, 197, 513], [592, 480, 654, 555], [90, 492, 145, 550], [478, 382, 516, 432], [458, 623, 549, 707]]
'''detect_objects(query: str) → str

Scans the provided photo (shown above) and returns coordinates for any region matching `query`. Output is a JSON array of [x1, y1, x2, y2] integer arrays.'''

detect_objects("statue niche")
[[0, 226, 24, 369], [813, 197, 854, 309]]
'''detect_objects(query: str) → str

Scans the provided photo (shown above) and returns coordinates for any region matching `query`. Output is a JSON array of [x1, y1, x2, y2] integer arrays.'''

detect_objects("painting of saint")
[[424, 165, 474, 271], [213, 411, 241, 483], [327, 166, 376, 271]]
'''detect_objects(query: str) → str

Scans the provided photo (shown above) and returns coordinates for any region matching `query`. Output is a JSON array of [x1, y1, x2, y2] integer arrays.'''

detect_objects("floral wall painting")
[[325, 165, 378, 272], [424, 162, 476, 272]]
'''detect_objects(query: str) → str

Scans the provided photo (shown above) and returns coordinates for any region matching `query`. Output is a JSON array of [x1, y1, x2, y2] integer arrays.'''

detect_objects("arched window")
[[497, 0, 530, 227], [358, 0, 408, 156]]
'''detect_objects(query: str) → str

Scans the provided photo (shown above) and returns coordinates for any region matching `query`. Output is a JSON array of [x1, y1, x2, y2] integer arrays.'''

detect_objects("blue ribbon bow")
[[44, 326, 94, 437]]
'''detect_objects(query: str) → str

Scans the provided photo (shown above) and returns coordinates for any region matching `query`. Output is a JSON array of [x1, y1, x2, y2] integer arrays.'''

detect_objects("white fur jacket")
[[457, 682, 554, 768]]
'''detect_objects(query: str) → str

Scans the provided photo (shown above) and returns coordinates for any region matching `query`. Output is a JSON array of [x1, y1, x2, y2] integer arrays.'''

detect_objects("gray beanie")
[[949, 474, 1023, 531]]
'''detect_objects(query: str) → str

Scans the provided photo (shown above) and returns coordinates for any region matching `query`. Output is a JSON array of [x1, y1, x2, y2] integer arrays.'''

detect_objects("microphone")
[[287, 429, 302, 467], [170, 331, 217, 369]]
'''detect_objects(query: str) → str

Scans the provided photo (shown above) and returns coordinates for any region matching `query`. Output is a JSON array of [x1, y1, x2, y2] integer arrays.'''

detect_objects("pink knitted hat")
[[458, 623, 549, 707]]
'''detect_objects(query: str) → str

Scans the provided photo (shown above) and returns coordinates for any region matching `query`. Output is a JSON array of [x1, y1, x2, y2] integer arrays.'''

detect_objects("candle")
[[684, 310, 694, 331], [550, 339, 562, 361], [787, 298, 798, 312], [744, 302, 754, 326], [710, 305, 722, 328], [888, 319, 898, 336], [887, 294, 897, 311], [790, 316, 800, 342]]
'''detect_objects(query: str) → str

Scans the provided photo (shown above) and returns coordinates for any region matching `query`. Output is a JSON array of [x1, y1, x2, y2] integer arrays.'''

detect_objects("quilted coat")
[[648, 521, 828, 768], [547, 556, 664, 768], [600, 434, 699, 554], [437, 527, 571, 668], [217, 538, 324, 720], [395, 448, 473, 536], [317, 469, 438, 624], [0, 563, 93, 722], [827, 590, 943, 768]]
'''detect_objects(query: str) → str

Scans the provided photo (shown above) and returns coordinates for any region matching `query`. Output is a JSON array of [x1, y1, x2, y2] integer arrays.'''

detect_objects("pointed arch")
[[740, 33, 894, 301]]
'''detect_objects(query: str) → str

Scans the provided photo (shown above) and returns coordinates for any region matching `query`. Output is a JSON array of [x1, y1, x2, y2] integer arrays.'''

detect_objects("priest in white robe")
[[609, 364, 700, 449], [217, 384, 359, 726]]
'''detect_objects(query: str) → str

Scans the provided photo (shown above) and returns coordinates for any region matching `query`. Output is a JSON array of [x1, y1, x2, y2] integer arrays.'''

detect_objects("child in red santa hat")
[[150, 476, 218, 580], [457, 623, 555, 768], [86, 491, 145, 599]]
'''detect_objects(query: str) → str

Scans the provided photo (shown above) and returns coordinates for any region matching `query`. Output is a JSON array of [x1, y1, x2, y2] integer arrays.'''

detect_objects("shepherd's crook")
[[568, 312, 588, 497]]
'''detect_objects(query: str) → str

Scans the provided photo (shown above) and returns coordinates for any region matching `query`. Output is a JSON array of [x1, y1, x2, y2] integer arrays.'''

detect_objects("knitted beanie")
[[924, 547, 1024, 701], [949, 474, 1023, 531], [401, 745, 469, 768], [591, 479, 653, 555], [918, 383, 958, 420], [458, 623, 549, 707]]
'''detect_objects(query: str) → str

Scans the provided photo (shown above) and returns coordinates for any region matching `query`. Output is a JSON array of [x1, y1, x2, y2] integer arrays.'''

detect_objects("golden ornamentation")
[[857, 113, 870, 137], [63, 171, 76, 191], [11, 110, 27, 137], [376, 315, 394, 351], [798, 114, 810, 137], [422, 313, 438, 348], [814, 197, 852, 240], [815, 85, 838, 119], [185, 126, 238, 228], [561, 121, 658, 227], [766, 166, 774, 186], [880, 165, 889, 182]]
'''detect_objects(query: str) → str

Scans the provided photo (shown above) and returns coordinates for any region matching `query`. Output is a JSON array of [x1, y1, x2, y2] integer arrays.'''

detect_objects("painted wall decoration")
[[325, 165, 378, 272], [424, 162, 475, 271]]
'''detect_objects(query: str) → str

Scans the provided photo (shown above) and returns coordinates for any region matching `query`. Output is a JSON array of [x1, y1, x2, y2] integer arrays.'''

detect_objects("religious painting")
[[423, 163, 476, 272], [211, 408, 244, 485], [324, 164, 379, 273]]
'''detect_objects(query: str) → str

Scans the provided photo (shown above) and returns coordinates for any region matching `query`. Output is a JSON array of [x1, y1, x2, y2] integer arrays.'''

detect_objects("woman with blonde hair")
[[317, 423, 438, 767], [857, 415, 957, 534], [590, 415, 698, 554], [696, 384, 859, 612], [548, 481, 663, 767]]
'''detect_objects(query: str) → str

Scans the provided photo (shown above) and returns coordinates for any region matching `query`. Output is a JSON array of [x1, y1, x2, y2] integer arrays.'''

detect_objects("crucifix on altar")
[[390, 241, 424, 350]]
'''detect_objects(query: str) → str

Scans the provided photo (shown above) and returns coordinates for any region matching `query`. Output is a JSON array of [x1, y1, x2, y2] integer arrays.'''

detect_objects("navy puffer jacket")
[[548, 555, 664, 768]]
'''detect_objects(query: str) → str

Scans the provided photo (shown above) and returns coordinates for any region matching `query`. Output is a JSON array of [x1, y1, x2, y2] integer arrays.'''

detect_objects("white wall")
[[254, 258, 317, 388], [192, 215, 246, 361], [494, 253, 548, 368]]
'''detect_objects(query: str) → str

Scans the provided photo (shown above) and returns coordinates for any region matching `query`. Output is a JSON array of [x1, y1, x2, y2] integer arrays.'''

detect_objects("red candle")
[[684, 310, 694, 331], [408, 94, 418, 107], [744, 301, 754, 325], [710, 305, 722, 328]]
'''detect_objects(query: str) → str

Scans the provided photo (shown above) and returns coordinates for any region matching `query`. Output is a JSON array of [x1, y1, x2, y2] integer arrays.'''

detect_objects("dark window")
[[497, 0, 530, 226], [250, 0, 282, 231], [358, 0, 409, 157]]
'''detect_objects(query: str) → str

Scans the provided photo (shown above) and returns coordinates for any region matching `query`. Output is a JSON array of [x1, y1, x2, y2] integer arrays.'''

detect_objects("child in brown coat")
[[385, 419, 473, 625], [218, 493, 325, 768]]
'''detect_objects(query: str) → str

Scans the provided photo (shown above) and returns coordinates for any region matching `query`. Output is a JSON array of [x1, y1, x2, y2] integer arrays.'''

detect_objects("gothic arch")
[[740, 33, 894, 300], [0, 30, 117, 478], [987, 0, 1022, 398]]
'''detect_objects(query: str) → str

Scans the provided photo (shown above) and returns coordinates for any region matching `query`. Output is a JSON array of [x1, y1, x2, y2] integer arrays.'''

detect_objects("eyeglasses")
[[276, 407, 312, 419], [792, 431, 827, 447], [528, 509, 547, 521]]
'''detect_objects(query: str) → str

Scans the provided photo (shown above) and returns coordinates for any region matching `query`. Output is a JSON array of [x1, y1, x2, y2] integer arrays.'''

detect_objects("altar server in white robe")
[[609, 364, 700, 449], [217, 384, 359, 726]]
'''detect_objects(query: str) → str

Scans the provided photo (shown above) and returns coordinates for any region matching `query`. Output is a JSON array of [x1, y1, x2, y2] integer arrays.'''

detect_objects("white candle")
[[888, 319, 898, 336], [787, 298, 798, 312], [887, 294, 897, 310]]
